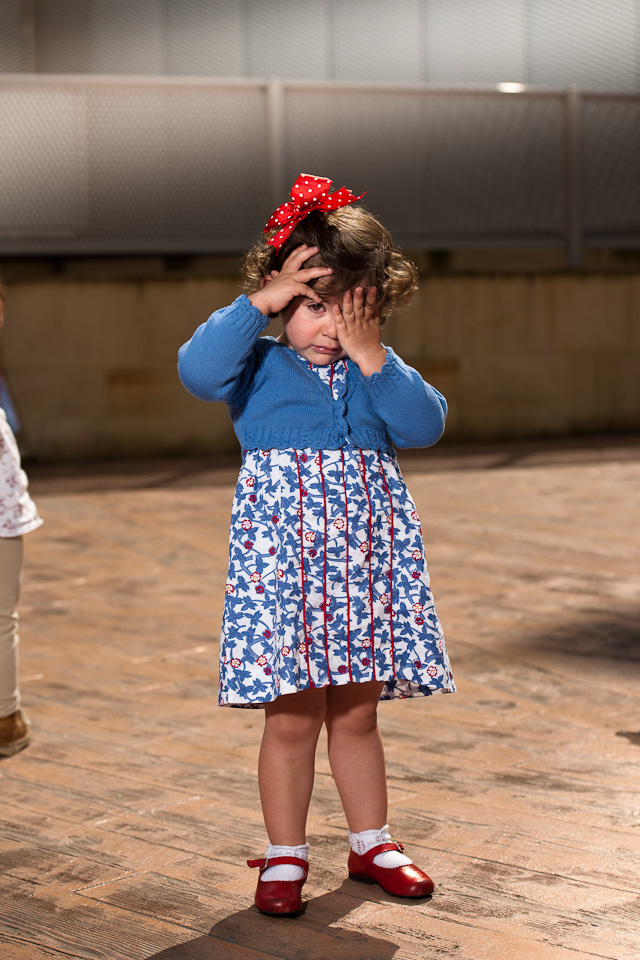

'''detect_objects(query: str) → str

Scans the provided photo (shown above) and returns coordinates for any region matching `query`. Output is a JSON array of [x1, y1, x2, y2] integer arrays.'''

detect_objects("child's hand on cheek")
[[334, 287, 387, 376], [249, 245, 333, 318]]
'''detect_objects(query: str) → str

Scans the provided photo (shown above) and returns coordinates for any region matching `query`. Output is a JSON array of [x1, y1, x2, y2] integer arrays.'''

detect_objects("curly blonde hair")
[[242, 205, 417, 322]]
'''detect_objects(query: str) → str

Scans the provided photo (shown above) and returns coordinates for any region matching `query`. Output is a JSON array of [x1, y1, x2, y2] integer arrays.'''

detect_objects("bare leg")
[[258, 686, 327, 845], [325, 680, 387, 832]]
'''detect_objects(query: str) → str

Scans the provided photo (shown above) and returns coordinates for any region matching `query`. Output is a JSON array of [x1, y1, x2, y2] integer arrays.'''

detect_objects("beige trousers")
[[0, 536, 23, 717]]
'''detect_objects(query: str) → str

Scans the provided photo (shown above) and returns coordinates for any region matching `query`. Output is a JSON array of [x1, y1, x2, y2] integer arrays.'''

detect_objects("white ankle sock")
[[349, 825, 413, 869], [260, 843, 309, 882]]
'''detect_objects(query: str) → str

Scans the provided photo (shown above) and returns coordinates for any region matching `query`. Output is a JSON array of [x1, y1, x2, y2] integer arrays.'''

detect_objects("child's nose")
[[323, 315, 339, 339]]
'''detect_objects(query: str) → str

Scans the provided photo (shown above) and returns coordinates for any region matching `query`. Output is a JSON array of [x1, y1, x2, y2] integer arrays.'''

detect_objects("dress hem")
[[220, 674, 456, 708]]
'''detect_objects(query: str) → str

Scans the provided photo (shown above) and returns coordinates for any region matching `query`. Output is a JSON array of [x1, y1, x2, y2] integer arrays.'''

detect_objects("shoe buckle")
[[395, 841, 404, 852]]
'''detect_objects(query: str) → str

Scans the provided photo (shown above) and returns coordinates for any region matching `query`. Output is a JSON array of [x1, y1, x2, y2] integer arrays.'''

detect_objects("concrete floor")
[[1, 436, 639, 960]]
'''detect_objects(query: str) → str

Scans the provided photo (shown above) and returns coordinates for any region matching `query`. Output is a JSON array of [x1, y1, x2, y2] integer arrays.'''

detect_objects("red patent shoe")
[[348, 841, 434, 898], [247, 855, 309, 917]]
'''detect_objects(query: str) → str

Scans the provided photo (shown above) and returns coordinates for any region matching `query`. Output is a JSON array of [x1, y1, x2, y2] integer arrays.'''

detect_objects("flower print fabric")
[[0, 408, 42, 538], [219, 357, 455, 707]]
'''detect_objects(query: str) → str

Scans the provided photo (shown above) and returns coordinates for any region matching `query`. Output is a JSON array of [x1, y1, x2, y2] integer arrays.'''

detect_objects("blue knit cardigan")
[[178, 295, 446, 453]]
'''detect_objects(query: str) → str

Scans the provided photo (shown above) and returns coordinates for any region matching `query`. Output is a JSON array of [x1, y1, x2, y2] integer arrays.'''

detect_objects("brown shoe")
[[0, 710, 31, 757]]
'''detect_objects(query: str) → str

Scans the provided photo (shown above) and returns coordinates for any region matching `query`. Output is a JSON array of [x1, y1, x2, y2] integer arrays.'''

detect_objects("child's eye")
[[308, 301, 325, 313]]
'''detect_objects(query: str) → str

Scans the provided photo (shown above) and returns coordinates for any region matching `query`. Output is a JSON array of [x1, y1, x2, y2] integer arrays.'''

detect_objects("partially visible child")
[[0, 282, 43, 757], [178, 174, 455, 917]]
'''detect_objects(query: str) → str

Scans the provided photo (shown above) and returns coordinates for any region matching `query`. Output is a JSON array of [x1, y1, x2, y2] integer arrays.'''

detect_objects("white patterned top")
[[0, 408, 42, 538]]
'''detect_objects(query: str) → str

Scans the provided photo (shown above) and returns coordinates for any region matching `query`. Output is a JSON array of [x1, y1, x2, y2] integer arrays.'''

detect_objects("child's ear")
[[259, 270, 279, 289]]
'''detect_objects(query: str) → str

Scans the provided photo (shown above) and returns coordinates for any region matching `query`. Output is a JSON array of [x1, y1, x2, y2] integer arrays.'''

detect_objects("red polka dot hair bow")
[[264, 173, 367, 250]]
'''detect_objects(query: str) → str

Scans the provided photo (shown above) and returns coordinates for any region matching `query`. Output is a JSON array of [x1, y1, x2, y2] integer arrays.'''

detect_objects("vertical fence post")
[[564, 84, 583, 269], [266, 76, 286, 212]]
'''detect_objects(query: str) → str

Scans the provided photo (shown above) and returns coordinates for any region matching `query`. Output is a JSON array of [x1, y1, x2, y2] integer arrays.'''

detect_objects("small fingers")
[[296, 265, 333, 283], [345, 286, 379, 323], [352, 286, 366, 321], [279, 246, 332, 294], [364, 285, 380, 322], [341, 288, 356, 322], [291, 280, 325, 303], [280, 244, 320, 272]]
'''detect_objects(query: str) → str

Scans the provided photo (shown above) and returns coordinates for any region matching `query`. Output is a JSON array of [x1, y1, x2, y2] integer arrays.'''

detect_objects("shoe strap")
[[247, 855, 309, 877], [357, 840, 405, 866]]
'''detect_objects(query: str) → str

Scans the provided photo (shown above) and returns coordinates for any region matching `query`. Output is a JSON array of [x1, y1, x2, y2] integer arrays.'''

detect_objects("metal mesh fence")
[[285, 89, 567, 245], [0, 86, 88, 236], [1, 76, 638, 257], [581, 96, 640, 244], [85, 83, 270, 250], [0, 78, 272, 252], [1, 0, 640, 92]]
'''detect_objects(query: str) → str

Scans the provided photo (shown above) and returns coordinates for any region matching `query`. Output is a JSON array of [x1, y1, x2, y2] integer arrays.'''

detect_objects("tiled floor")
[[2, 438, 639, 960]]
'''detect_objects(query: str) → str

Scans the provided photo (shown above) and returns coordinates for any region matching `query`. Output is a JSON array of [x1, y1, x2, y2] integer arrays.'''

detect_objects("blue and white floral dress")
[[219, 355, 455, 707]]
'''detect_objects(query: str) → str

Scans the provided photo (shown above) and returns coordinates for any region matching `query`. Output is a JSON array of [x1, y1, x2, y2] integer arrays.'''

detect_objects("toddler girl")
[[178, 174, 455, 917]]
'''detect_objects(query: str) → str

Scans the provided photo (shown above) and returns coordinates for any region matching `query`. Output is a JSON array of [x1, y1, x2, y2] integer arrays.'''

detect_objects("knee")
[[265, 696, 326, 744], [327, 699, 379, 738]]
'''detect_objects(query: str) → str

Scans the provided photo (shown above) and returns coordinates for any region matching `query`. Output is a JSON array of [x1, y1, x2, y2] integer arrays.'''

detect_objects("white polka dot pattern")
[[264, 173, 366, 250]]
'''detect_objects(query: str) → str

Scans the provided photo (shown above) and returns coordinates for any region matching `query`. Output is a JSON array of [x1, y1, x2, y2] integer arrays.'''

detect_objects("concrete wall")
[[1, 260, 639, 460]]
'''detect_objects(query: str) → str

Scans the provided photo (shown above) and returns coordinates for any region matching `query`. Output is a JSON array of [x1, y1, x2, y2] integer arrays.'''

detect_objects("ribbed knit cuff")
[[229, 294, 271, 339], [362, 348, 403, 395]]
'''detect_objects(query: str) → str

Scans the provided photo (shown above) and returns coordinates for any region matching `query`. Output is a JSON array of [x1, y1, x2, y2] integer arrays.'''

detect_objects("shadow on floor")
[[616, 731, 640, 746], [26, 434, 640, 495], [145, 883, 402, 960], [526, 611, 640, 662]]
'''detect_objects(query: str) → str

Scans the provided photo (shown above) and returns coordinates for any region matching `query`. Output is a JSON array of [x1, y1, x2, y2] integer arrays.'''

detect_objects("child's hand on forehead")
[[249, 245, 333, 318], [333, 287, 387, 376]]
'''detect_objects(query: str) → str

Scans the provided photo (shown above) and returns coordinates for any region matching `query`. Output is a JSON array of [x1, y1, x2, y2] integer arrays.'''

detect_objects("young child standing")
[[0, 282, 43, 757], [178, 174, 455, 917]]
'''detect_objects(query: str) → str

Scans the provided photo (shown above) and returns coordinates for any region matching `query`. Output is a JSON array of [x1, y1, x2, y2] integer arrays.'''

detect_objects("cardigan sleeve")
[[362, 348, 447, 448], [177, 295, 270, 403]]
